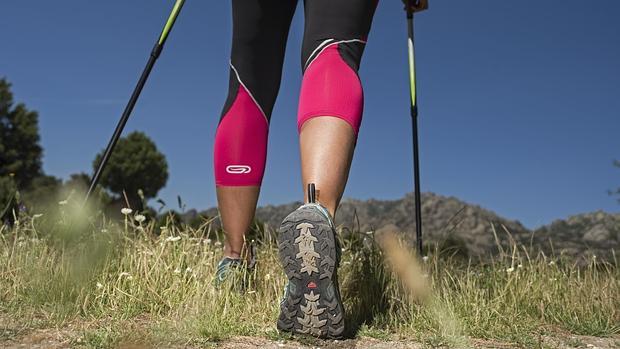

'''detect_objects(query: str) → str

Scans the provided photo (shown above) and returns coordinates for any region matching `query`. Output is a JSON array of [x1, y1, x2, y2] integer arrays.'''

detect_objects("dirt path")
[[1, 330, 619, 349], [1, 314, 618, 349]]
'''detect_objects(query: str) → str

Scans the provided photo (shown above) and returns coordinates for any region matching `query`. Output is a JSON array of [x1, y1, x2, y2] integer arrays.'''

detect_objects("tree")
[[93, 131, 168, 211], [0, 78, 43, 188], [1, 78, 46, 222]]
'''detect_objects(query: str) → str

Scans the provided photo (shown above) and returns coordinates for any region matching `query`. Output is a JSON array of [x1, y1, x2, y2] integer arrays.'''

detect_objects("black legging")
[[214, 0, 378, 186]]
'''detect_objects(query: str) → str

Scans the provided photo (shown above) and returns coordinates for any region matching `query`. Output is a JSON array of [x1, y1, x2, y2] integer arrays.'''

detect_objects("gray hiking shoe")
[[276, 186, 344, 339], [214, 245, 256, 290]]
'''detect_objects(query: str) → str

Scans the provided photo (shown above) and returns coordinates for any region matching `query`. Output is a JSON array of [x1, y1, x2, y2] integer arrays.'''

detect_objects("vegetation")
[[0, 77, 167, 223], [93, 131, 168, 212], [0, 201, 618, 348]]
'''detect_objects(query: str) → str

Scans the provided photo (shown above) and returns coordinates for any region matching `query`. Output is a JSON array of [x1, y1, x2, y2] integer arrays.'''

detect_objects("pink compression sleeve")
[[214, 85, 268, 186], [297, 43, 364, 135]]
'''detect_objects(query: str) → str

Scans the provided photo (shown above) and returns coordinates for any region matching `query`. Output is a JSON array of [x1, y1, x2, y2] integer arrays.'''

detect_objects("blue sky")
[[2, 1, 619, 228]]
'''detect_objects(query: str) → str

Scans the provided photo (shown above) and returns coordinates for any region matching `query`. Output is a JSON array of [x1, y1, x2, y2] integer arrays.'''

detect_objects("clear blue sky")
[[2, 1, 619, 228]]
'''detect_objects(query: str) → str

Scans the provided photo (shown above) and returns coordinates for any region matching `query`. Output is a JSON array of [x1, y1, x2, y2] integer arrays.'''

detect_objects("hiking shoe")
[[276, 203, 345, 338], [214, 245, 256, 290]]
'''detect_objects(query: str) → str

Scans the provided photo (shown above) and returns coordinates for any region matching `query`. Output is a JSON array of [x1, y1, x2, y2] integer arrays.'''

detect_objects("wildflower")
[[422, 256, 429, 263], [166, 236, 181, 242], [185, 267, 193, 273], [517, 264, 523, 268], [506, 267, 515, 273], [365, 231, 373, 235], [265, 273, 271, 281], [101, 228, 108, 233], [174, 268, 182, 274], [214, 241, 222, 247], [121, 208, 132, 215], [96, 282, 103, 289], [341, 248, 346, 252], [134, 214, 146, 223], [205, 238, 212, 244], [549, 261, 555, 266], [58, 200, 68, 206]]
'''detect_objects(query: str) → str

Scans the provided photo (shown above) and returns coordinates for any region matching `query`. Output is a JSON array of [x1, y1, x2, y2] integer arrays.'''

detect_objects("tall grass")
[[0, 204, 618, 348]]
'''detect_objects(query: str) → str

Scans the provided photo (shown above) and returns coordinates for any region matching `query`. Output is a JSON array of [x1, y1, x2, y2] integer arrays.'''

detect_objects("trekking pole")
[[405, 0, 423, 255], [85, 0, 186, 204]]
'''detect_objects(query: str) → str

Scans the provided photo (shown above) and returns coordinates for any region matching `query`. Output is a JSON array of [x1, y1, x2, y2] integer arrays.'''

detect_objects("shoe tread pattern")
[[276, 206, 344, 339]]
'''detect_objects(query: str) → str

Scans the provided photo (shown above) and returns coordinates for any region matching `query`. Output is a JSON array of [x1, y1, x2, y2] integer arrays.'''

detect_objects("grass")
[[0, 202, 618, 348]]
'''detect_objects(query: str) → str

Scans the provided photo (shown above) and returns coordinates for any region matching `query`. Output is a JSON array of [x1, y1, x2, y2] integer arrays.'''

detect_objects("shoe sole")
[[276, 205, 345, 339]]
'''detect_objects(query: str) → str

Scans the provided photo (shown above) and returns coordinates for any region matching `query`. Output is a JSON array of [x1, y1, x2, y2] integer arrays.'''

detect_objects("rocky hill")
[[193, 193, 619, 260]]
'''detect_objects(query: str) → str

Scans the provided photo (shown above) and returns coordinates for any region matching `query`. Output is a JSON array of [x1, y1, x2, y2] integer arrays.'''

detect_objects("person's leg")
[[215, 0, 297, 261], [298, 0, 378, 218], [276, 0, 378, 338]]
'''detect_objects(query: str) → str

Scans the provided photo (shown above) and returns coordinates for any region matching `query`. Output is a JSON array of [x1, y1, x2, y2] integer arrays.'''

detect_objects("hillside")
[[195, 192, 619, 259]]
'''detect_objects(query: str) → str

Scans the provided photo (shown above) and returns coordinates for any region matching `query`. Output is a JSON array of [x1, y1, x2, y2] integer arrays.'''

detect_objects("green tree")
[[0, 78, 47, 221], [93, 131, 168, 211], [0, 78, 43, 188]]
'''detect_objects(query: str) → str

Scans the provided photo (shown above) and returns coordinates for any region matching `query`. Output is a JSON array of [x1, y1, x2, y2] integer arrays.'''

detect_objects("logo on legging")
[[226, 165, 252, 174]]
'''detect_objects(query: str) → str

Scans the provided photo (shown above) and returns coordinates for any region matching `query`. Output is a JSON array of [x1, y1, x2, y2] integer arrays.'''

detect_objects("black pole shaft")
[[407, 10, 423, 255], [84, 0, 185, 205], [85, 45, 161, 203]]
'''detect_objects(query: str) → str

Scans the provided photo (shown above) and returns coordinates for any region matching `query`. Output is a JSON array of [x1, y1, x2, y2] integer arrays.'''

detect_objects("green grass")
[[0, 204, 618, 348]]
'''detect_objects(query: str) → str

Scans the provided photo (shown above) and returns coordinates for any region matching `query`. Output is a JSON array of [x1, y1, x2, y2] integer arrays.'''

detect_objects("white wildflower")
[[549, 261, 555, 266], [121, 207, 132, 215], [214, 241, 222, 247], [58, 200, 68, 206], [101, 228, 108, 233], [265, 273, 271, 281], [185, 267, 193, 273], [422, 256, 429, 263], [341, 248, 346, 252], [134, 214, 146, 223], [173, 268, 182, 274], [166, 236, 181, 242], [204, 238, 212, 244], [96, 282, 103, 289], [517, 264, 523, 268], [506, 267, 515, 273], [365, 231, 373, 235]]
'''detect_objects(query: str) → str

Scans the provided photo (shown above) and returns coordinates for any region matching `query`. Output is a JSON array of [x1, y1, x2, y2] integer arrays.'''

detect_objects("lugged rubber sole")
[[276, 205, 345, 339]]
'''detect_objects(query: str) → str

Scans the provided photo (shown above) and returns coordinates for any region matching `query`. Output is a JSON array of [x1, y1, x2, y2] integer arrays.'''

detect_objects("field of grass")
[[0, 202, 619, 348]]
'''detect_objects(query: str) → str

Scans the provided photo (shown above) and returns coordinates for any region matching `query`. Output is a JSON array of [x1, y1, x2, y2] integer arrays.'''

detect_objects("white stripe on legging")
[[230, 61, 268, 124], [303, 39, 367, 71]]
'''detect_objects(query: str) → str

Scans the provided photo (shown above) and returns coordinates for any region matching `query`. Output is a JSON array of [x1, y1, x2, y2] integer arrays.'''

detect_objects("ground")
[[1, 318, 618, 349]]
